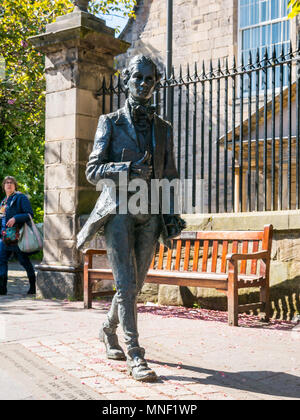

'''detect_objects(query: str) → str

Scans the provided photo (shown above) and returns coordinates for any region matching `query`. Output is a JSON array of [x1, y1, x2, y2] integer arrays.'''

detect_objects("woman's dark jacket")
[[4, 192, 33, 228]]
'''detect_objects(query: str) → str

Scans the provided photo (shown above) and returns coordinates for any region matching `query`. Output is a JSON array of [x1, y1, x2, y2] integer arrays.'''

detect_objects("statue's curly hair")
[[122, 55, 162, 88]]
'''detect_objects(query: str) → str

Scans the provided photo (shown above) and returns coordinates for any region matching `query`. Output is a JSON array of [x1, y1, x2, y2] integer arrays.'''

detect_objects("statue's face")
[[127, 62, 156, 102]]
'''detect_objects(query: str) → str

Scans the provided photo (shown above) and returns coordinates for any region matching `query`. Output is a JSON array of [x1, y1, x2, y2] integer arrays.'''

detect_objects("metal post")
[[166, 0, 173, 122]]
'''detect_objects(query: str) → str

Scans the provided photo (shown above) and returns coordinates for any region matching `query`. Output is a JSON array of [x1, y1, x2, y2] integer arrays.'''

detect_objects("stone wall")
[[118, 0, 238, 71]]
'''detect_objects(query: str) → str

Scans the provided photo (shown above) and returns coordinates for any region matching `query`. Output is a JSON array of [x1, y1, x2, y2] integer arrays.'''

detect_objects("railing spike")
[[256, 48, 260, 63], [248, 50, 252, 66], [209, 59, 213, 77], [225, 57, 228, 75], [272, 44, 276, 63]]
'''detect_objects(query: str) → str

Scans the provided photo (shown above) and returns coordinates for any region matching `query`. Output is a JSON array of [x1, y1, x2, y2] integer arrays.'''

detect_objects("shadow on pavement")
[[149, 360, 300, 399]]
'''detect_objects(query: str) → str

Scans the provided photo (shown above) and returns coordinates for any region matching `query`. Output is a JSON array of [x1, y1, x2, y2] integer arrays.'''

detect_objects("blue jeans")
[[0, 239, 36, 283]]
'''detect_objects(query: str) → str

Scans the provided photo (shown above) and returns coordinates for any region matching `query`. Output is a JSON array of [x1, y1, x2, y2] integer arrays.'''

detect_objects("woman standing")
[[0, 176, 36, 295]]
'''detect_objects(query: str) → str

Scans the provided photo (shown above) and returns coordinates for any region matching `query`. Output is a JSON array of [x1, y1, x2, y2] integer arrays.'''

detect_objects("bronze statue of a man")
[[77, 55, 185, 382]]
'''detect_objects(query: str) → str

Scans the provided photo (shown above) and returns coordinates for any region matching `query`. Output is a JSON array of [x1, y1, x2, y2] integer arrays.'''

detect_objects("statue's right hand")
[[131, 151, 152, 180]]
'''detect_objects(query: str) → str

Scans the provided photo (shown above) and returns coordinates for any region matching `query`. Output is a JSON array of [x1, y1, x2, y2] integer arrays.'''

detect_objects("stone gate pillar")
[[29, 9, 129, 299]]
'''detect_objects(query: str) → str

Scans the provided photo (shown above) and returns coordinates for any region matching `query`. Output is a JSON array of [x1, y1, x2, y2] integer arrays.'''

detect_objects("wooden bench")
[[83, 224, 273, 326]]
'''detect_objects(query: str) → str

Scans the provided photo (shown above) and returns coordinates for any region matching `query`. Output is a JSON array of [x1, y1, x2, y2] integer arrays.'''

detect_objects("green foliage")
[[89, 0, 136, 20], [288, 0, 300, 18], [0, 0, 136, 223]]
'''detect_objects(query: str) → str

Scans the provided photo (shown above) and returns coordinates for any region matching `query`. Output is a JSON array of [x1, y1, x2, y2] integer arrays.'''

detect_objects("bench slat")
[[89, 268, 264, 284], [221, 241, 228, 273], [157, 244, 165, 269], [184, 240, 191, 271], [202, 240, 209, 272], [150, 257, 155, 269], [251, 241, 259, 274], [175, 240, 182, 270], [166, 246, 173, 270], [192, 240, 200, 271], [240, 241, 249, 274], [196, 231, 264, 240], [232, 240, 238, 255], [211, 241, 219, 272]]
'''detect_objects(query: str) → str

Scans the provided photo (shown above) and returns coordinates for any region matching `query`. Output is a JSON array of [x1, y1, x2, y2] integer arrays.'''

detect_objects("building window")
[[239, 0, 290, 61], [239, 0, 291, 91]]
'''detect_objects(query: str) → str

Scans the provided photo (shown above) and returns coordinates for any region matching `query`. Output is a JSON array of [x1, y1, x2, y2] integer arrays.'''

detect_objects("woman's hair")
[[2, 176, 18, 191], [122, 55, 163, 88]]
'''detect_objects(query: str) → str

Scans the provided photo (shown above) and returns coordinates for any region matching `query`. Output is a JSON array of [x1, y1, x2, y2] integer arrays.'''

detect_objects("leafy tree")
[[0, 0, 136, 221], [288, 0, 300, 18]]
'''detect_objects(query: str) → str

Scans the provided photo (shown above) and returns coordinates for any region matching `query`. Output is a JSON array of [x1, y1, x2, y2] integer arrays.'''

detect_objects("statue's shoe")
[[99, 324, 126, 361], [127, 347, 158, 382]]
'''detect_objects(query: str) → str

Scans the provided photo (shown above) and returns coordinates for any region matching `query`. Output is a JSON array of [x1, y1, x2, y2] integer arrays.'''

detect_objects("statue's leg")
[[104, 214, 140, 350], [134, 214, 162, 294], [124, 214, 162, 382]]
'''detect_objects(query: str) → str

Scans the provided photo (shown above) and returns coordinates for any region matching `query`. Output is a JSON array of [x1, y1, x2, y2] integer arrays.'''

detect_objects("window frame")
[[238, 0, 290, 62]]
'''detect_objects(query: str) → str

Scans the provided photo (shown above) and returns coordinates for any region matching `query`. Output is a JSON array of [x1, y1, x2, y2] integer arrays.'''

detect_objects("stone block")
[[46, 89, 77, 118], [58, 240, 80, 266], [45, 164, 76, 190], [158, 285, 195, 307], [42, 239, 60, 264], [268, 262, 290, 287], [44, 142, 61, 165], [44, 214, 75, 241], [46, 67, 74, 93], [77, 89, 101, 118], [288, 261, 300, 281], [59, 189, 76, 214], [137, 283, 159, 303], [46, 115, 76, 142], [45, 190, 60, 214], [37, 270, 83, 300], [76, 115, 98, 140], [60, 139, 76, 164]]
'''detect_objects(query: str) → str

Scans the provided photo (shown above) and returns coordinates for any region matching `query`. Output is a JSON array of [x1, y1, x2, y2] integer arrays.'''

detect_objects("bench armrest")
[[226, 251, 269, 261], [83, 249, 107, 256]]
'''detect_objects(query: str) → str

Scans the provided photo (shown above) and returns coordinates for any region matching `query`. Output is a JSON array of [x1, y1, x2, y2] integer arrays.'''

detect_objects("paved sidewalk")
[[0, 263, 299, 400]]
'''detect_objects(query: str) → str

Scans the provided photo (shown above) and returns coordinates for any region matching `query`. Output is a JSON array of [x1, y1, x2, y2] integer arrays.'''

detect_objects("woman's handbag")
[[2, 226, 20, 246], [18, 214, 43, 253]]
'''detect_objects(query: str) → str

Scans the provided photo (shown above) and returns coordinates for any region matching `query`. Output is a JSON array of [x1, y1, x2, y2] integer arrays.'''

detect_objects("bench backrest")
[[150, 225, 273, 276]]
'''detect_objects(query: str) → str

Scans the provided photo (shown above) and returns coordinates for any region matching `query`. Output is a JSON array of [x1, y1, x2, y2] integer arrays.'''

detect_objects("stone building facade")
[[118, 0, 298, 74]]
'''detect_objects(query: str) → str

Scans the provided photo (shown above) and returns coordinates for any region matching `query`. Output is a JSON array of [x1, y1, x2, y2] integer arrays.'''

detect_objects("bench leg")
[[84, 278, 92, 309], [228, 269, 238, 327], [259, 282, 270, 323], [84, 256, 92, 309]]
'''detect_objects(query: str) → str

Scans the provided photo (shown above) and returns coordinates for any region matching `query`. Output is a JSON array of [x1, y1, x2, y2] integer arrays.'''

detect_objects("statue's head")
[[123, 55, 162, 103]]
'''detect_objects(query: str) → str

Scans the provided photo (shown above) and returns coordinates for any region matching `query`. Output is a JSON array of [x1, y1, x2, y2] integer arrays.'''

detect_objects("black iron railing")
[[97, 41, 300, 214]]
